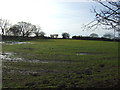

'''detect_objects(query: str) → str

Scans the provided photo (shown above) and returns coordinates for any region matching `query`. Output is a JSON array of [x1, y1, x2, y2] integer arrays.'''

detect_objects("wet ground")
[[0, 41, 31, 45], [1, 52, 23, 62], [1, 52, 80, 63], [1, 41, 103, 75], [1, 52, 81, 75], [76, 52, 102, 55]]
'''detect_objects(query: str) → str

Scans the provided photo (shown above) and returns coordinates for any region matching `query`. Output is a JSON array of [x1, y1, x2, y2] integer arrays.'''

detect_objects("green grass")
[[2, 39, 119, 88]]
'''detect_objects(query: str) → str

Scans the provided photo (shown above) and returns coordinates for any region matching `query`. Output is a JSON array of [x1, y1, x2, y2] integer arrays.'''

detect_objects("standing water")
[[1, 41, 31, 45]]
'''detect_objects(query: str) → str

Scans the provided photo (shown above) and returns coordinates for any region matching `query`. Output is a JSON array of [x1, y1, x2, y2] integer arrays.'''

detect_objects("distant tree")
[[56, 34, 58, 38], [26, 25, 37, 37], [103, 33, 114, 39], [17, 21, 35, 37], [0, 18, 11, 35], [62, 32, 70, 39], [89, 33, 98, 37], [50, 34, 58, 38], [39, 31, 45, 37], [9, 24, 21, 36], [33, 25, 42, 37]]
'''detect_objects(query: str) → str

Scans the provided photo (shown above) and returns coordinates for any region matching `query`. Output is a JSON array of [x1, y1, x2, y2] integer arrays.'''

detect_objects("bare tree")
[[17, 21, 35, 37], [0, 18, 11, 35], [33, 25, 41, 37], [9, 24, 21, 36], [33, 25, 46, 37], [26, 25, 37, 37], [83, 1, 120, 38], [39, 31, 45, 37]]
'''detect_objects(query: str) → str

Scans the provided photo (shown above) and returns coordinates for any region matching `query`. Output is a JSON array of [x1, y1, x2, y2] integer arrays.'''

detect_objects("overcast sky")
[[0, 0, 116, 37]]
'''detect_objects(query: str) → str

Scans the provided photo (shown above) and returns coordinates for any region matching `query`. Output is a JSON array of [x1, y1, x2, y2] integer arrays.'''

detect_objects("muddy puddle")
[[0, 41, 31, 45], [1, 52, 23, 62], [1, 52, 76, 63]]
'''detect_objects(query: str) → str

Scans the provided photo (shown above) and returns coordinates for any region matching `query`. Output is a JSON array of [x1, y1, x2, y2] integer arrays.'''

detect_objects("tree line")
[[0, 19, 45, 37], [0, 18, 71, 39], [72, 35, 120, 42]]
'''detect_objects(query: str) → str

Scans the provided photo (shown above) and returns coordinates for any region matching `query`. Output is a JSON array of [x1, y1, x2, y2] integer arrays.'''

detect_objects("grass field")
[[2, 39, 119, 88]]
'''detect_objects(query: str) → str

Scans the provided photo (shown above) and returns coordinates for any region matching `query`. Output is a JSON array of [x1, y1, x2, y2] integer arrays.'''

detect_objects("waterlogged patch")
[[76, 52, 102, 55], [1, 52, 23, 62], [1, 41, 32, 45], [1, 52, 76, 63], [28, 60, 78, 63]]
